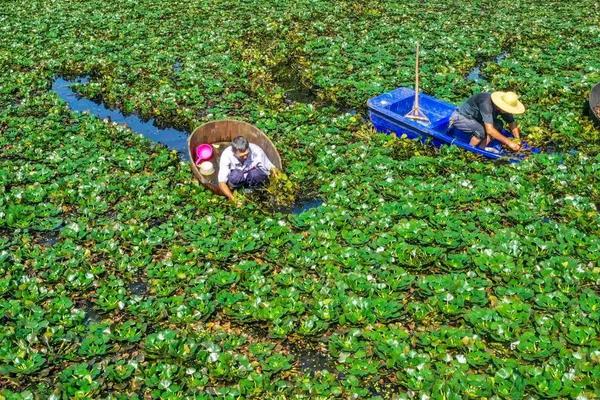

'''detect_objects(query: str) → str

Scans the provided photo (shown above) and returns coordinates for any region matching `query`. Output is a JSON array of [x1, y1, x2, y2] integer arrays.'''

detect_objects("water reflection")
[[52, 76, 189, 159]]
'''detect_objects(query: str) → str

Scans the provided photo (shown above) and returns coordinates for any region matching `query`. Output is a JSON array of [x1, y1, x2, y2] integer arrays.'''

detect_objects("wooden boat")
[[589, 83, 600, 124], [188, 120, 282, 195], [368, 87, 539, 161]]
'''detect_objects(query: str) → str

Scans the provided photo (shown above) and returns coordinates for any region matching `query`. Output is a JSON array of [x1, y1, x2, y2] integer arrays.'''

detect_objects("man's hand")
[[507, 140, 521, 152], [232, 195, 244, 208], [219, 181, 236, 202], [270, 167, 281, 178], [485, 123, 520, 152]]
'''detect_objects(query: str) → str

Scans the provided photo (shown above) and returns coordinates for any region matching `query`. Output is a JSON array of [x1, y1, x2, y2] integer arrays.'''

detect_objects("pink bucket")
[[195, 144, 214, 165]]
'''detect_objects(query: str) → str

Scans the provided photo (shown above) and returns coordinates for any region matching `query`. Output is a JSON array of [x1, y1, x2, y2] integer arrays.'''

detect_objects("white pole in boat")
[[405, 42, 430, 124], [415, 42, 420, 110]]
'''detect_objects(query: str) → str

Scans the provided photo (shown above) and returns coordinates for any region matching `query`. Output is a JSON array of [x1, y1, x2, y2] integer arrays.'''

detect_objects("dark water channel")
[[37, 230, 60, 246], [294, 347, 336, 375], [173, 61, 183, 73], [467, 51, 509, 83], [75, 299, 102, 325], [128, 280, 149, 296], [291, 198, 324, 214], [52, 77, 190, 160]]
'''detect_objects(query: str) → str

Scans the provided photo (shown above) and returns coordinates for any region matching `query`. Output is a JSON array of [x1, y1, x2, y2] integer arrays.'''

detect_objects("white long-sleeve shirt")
[[218, 143, 275, 183]]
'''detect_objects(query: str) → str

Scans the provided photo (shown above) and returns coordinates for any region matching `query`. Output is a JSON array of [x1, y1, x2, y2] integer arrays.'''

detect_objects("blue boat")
[[367, 87, 539, 160]]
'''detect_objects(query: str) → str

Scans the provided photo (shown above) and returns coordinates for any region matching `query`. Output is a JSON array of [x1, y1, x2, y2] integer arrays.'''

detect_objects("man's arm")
[[484, 123, 521, 151], [479, 97, 519, 151], [509, 121, 520, 139], [219, 182, 235, 201], [217, 150, 236, 202]]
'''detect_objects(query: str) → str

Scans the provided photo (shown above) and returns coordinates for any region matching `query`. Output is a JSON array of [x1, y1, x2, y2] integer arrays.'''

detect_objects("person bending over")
[[218, 136, 275, 202], [450, 91, 525, 152]]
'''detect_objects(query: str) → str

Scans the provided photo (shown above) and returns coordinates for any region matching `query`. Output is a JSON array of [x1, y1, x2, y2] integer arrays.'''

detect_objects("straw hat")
[[199, 161, 215, 176], [491, 91, 525, 114]]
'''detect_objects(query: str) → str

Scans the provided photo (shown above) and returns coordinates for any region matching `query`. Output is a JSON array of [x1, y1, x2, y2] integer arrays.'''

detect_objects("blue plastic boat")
[[367, 87, 539, 160]]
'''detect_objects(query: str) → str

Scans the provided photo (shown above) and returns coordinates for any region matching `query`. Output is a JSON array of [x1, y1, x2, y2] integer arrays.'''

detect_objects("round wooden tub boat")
[[188, 120, 282, 195], [590, 83, 600, 124]]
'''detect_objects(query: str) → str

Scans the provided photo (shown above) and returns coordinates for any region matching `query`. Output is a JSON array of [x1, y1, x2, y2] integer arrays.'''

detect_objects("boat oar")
[[405, 42, 431, 125]]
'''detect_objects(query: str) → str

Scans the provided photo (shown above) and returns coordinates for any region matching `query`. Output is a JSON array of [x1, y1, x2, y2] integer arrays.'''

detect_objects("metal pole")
[[415, 42, 420, 109]]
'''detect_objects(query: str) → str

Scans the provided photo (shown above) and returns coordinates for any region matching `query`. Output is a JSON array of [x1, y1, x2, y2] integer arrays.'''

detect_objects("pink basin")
[[195, 144, 214, 164]]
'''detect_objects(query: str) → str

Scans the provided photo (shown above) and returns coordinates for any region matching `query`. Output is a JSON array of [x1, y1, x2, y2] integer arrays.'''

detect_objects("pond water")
[[52, 77, 190, 160], [467, 65, 485, 82], [75, 299, 102, 325], [173, 61, 183, 73], [128, 280, 149, 296], [290, 198, 324, 214], [294, 347, 336, 375], [275, 63, 317, 105], [467, 51, 509, 83], [495, 51, 509, 63], [284, 87, 317, 104], [37, 230, 60, 246]]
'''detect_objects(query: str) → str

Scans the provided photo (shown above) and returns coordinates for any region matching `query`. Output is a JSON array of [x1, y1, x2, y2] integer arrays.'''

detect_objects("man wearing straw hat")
[[450, 91, 525, 152]]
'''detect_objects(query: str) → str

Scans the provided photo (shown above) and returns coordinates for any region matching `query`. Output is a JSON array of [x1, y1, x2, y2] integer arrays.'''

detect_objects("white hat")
[[199, 161, 215, 176], [491, 91, 526, 114]]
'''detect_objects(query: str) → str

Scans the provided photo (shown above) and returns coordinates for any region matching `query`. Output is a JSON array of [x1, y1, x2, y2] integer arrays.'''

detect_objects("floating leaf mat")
[[0, 0, 599, 398]]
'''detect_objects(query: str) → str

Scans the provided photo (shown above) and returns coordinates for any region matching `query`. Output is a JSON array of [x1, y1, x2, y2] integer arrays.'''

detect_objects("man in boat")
[[450, 91, 525, 152], [218, 136, 275, 202]]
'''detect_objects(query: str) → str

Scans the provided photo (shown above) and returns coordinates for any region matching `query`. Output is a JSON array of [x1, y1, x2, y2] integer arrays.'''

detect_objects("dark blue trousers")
[[228, 168, 268, 188]]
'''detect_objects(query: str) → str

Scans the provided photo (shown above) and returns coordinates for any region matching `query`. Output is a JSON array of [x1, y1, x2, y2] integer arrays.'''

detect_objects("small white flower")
[[456, 354, 467, 364], [563, 368, 576, 380], [159, 379, 171, 389], [67, 222, 80, 232], [338, 352, 349, 363]]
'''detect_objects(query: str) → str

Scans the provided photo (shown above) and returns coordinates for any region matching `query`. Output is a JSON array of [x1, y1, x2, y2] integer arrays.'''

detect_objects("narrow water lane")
[[52, 77, 190, 160]]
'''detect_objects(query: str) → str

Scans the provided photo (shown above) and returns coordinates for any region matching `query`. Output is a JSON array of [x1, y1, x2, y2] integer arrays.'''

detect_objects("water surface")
[[52, 77, 190, 159], [291, 198, 324, 214], [467, 51, 509, 83]]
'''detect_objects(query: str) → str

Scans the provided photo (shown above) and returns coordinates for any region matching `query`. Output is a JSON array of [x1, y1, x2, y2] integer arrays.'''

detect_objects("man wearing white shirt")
[[218, 136, 275, 202]]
